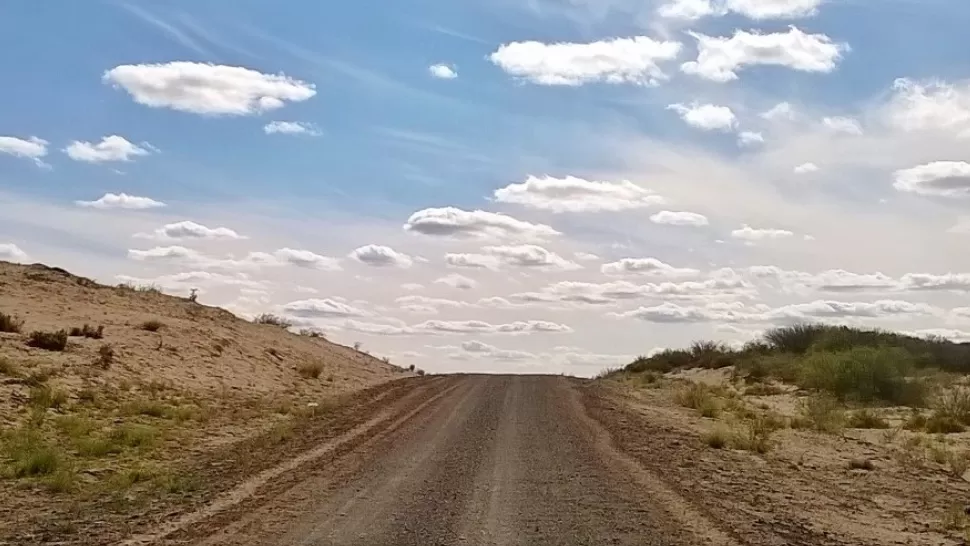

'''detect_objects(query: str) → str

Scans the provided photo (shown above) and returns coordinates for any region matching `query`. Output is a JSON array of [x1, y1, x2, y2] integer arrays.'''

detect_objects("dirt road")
[[144, 375, 737, 546]]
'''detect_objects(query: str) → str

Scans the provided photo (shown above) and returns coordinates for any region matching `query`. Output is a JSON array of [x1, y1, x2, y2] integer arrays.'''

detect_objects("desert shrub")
[[253, 314, 292, 329], [745, 383, 785, 396], [935, 388, 970, 425], [736, 354, 800, 384], [800, 394, 845, 434], [122, 400, 172, 418], [408, 364, 416, 372], [730, 417, 776, 454], [763, 323, 830, 354], [689, 341, 736, 369], [847, 408, 890, 429], [675, 383, 717, 411], [0, 311, 23, 333], [2, 429, 61, 477], [29, 386, 68, 410], [798, 346, 927, 406], [416, 369, 426, 376], [298, 328, 324, 338], [27, 330, 68, 351], [140, 320, 164, 332], [297, 361, 324, 379], [109, 424, 159, 449], [703, 427, 729, 449], [68, 324, 103, 339], [95, 344, 115, 369], [948, 451, 970, 478], [848, 458, 875, 470], [925, 414, 966, 434], [0, 357, 20, 377]]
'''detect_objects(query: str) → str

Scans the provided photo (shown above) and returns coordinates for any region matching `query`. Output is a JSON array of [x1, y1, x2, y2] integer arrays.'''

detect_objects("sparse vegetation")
[[96, 343, 115, 368], [29, 385, 68, 410], [849, 458, 875, 471], [68, 323, 103, 339], [140, 319, 164, 332], [0, 356, 20, 377], [27, 329, 69, 351], [675, 382, 720, 416], [299, 328, 324, 338], [847, 408, 890, 429], [800, 394, 845, 434], [703, 427, 729, 449], [0, 311, 24, 333], [298, 361, 325, 379], [253, 314, 292, 329]]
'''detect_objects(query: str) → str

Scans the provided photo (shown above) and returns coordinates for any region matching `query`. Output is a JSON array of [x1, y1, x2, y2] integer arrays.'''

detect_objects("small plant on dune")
[[188, 287, 199, 303], [96, 344, 115, 368], [416, 369, 426, 376], [298, 328, 324, 338], [848, 458, 875, 471], [0, 311, 24, 333], [689, 341, 736, 369], [27, 330, 68, 351], [847, 408, 890, 429], [29, 386, 68, 411], [948, 450, 969, 478], [407, 364, 416, 372], [744, 383, 785, 396], [763, 323, 830, 354], [253, 314, 292, 329], [675, 382, 717, 412], [703, 427, 729, 449], [140, 319, 164, 332], [2, 428, 62, 477], [935, 388, 970, 425], [68, 324, 103, 339], [0, 357, 20, 377], [798, 346, 928, 406], [297, 361, 324, 379], [729, 416, 777, 454], [800, 394, 846, 434]]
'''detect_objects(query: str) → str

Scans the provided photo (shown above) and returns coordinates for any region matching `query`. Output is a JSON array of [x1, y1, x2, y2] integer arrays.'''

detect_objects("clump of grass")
[[798, 346, 928, 406], [109, 424, 159, 449], [297, 361, 324, 379], [935, 388, 970, 425], [763, 323, 831, 354], [155, 472, 201, 494], [68, 324, 103, 339], [253, 314, 292, 329], [27, 330, 68, 351], [800, 394, 846, 434], [298, 328, 324, 338], [43, 469, 77, 493], [2, 428, 62, 477], [847, 408, 890, 429], [849, 458, 875, 470], [0, 357, 21, 377], [140, 320, 164, 332], [416, 369, 426, 376], [0, 311, 24, 333], [29, 386, 68, 410], [96, 343, 115, 368], [675, 382, 717, 411], [947, 450, 969, 478], [122, 400, 173, 418], [703, 427, 729, 449], [744, 383, 785, 396], [729, 417, 777, 454], [942, 504, 969, 532], [76, 436, 122, 457]]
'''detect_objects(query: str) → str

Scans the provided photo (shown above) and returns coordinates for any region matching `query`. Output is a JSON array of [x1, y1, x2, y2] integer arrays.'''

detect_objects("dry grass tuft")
[[297, 361, 325, 379], [68, 324, 103, 339], [140, 320, 164, 332], [0, 311, 24, 333], [27, 330, 68, 351]]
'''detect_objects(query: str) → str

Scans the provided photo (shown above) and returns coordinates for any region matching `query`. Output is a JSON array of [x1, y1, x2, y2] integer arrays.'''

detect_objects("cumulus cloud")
[[415, 319, 572, 335], [64, 135, 154, 162], [282, 298, 369, 319], [731, 225, 795, 241], [761, 102, 796, 121], [601, 258, 700, 277], [666, 103, 737, 131], [893, 161, 970, 198], [493, 175, 663, 213], [444, 253, 502, 270], [737, 131, 765, 146], [0, 243, 28, 263], [135, 220, 245, 240], [115, 271, 266, 291], [659, 0, 823, 20], [884, 78, 970, 137], [435, 273, 477, 290], [128, 246, 340, 271], [396, 295, 470, 314], [821, 116, 863, 136], [901, 273, 970, 292], [0, 136, 48, 166], [404, 207, 559, 240], [574, 252, 600, 261], [480, 244, 580, 270], [263, 121, 321, 136], [657, 0, 719, 20], [650, 210, 709, 227], [103, 62, 316, 116], [429, 63, 458, 79], [452, 340, 535, 361], [270, 248, 342, 270], [793, 162, 819, 174], [489, 36, 682, 86], [349, 244, 413, 268], [75, 192, 166, 210], [613, 299, 937, 324], [531, 276, 754, 304], [681, 27, 847, 82]]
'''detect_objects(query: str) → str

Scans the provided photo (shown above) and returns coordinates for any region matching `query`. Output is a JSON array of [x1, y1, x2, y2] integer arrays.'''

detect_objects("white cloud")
[[723, 0, 823, 19], [64, 135, 154, 163], [574, 252, 600, 261], [731, 225, 795, 241], [75, 192, 166, 210], [271, 248, 342, 270], [400, 283, 424, 291], [282, 298, 369, 319], [658, 0, 718, 20], [761, 101, 796, 121], [737, 131, 765, 146], [793, 162, 819, 174], [454, 340, 535, 361], [416, 319, 572, 335], [128, 245, 201, 262], [893, 161, 970, 198], [115, 271, 266, 291], [0, 136, 48, 166], [601, 258, 700, 277], [901, 273, 970, 292], [135, 220, 245, 240], [263, 121, 321, 136], [481, 244, 581, 270], [429, 64, 458, 79], [435, 273, 477, 290], [103, 62, 316, 116], [666, 103, 737, 131], [650, 210, 709, 227], [493, 175, 663, 213], [444, 253, 502, 270], [534, 276, 753, 304], [128, 247, 341, 272], [396, 295, 470, 315], [0, 243, 28, 263], [613, 299, 936, 324], [404, 207, 559, 240], [489, 36, 682, 86], [821, 116, 863, 136], [884, 78, 970, 137], [349, 244, 413, 268], [681, 27, 847, 82], [341, 319, 416, 337]]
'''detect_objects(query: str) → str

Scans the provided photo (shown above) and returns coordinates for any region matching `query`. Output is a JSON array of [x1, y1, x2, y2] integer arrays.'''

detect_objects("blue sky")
[[3, 0, 970, 374]]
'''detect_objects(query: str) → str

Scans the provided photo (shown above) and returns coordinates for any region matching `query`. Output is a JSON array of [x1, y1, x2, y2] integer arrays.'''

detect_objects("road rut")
[[160, 375, 734, 546]]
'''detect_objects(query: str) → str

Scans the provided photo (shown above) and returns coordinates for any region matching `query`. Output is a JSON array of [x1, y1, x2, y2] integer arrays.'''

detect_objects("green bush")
[[798, 346, 928, 405], [27, 330, 68, 351], [800, 394, 845, 434], [763, 323, 830, 354]]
